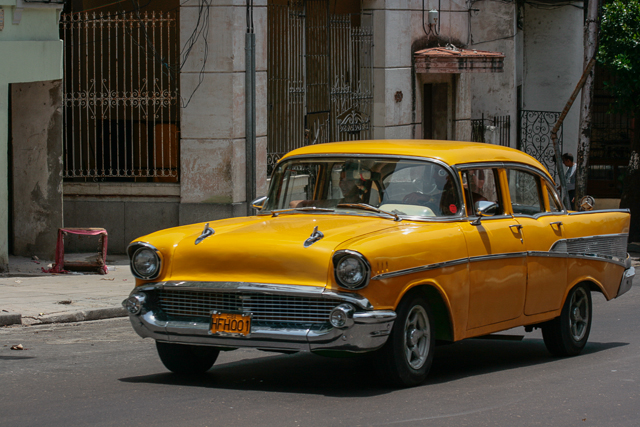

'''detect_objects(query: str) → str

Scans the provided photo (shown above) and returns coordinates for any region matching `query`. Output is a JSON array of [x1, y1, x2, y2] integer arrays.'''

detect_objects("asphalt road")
[[1, 283, 638, 427]]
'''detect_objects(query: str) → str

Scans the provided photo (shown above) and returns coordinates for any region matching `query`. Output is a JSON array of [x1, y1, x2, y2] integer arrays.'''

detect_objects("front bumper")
[[124, 282, 396, 353]]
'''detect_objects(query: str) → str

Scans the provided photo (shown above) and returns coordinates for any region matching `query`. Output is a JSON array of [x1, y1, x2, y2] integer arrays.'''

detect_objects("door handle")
[[550, 221, 563, 228], [509, 224, 523, 231]]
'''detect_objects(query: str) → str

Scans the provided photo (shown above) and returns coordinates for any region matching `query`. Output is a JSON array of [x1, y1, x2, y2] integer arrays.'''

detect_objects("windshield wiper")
[[336, 203, 402, 222], [271, 206, 335, 217]]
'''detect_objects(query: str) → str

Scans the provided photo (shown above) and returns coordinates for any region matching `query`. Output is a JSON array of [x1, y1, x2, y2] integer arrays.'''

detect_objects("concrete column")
[[455, 74, 472, 141], [365, 2, 415, 139], [0, 83, 8, 271], [179, 0, 267, 224]]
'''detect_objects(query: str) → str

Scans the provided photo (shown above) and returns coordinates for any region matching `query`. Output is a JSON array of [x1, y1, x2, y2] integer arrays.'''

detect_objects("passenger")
[[403, 166, 460, 216]]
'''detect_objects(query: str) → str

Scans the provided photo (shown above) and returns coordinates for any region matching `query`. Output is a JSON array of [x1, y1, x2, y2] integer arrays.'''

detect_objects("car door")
[[507, 167, 568, 315], [458, 167, 528, 330]]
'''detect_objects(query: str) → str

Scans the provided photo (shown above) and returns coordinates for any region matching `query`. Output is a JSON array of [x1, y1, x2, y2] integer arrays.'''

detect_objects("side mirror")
[[578, 195, 595, 211], [471, 201, 499, 226], [251, 196, 267, 211]]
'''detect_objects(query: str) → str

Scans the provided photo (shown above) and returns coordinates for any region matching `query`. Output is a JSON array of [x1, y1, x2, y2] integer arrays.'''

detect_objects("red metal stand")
[[43, 228, 109, 274]]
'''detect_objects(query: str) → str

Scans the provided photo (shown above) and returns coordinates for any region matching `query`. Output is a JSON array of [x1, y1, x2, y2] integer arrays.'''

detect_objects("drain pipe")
[[550, 56, 596, 210], [245, 0, 256, 216]]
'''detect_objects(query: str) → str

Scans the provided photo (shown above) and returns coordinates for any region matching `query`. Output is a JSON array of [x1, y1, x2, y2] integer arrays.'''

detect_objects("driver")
[[338, 161, 369, 204], [290, 161, 370, 208]]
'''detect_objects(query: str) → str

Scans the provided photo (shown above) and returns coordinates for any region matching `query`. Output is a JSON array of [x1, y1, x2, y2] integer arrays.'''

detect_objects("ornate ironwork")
[[518, 110, 563, 182], [267, 1, 373, 175], [61, 11, 179, 180]]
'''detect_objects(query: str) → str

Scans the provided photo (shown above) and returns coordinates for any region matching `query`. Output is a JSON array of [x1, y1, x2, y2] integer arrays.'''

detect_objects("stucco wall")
[[364, 0, 471, 139], [0, 3, 63, 270], [522, 3, 584, 157], [468, 1, 517, 146]]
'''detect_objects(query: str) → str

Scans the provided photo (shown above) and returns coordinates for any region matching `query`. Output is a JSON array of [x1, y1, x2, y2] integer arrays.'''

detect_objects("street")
[[1, 282, 639, 427]]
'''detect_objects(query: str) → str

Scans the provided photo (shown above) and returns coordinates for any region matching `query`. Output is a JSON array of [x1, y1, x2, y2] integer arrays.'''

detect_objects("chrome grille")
[[156, 290, 339, 325], [566, 235, 627, 259]]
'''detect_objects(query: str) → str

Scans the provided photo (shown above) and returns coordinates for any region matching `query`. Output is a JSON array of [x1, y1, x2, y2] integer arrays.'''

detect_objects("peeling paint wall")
[[0, 3, 64, 270], [179, 0, 268, 209], [10, 80, 63, 259]]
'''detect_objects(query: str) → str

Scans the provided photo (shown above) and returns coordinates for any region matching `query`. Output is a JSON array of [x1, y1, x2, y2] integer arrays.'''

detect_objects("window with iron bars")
[[60, 9, 180, 183]]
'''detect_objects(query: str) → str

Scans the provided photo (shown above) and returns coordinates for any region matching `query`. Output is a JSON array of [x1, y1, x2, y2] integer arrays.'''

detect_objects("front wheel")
[[542, 284, 592, 357], [156, 341, 219, 374], [376, 295, 435, 387]]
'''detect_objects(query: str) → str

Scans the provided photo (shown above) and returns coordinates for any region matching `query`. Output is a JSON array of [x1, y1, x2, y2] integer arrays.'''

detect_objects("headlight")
[[333, 250, 371, 290], [129, 244, 161, 280]]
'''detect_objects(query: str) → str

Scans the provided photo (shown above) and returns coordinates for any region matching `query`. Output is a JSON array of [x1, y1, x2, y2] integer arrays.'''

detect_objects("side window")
[[545, 184, 563, 212], [506, 169, 544, 215], [461, 168, 502, 214]]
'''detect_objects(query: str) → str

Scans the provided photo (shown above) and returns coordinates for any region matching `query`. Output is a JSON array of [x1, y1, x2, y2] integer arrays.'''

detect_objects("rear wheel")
[[376, 295, 435, 387], [156, 341, 219, 374], [542, 284, 592, 357]]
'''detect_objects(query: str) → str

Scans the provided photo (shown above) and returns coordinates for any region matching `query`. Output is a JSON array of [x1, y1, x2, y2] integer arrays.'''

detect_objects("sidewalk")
[[1, 255, 133, 326]]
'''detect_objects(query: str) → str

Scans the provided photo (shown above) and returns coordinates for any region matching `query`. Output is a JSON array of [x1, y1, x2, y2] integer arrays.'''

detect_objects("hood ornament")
[[304, 226, 324, 248], [195, 223, 215, 245]]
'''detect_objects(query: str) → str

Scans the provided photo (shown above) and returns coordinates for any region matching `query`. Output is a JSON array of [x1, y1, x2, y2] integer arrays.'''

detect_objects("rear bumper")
[[617, 264, 635, 298]]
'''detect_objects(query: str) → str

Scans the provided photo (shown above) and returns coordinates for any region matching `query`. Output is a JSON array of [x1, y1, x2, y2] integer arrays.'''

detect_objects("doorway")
[[423, 83, 449, 140]]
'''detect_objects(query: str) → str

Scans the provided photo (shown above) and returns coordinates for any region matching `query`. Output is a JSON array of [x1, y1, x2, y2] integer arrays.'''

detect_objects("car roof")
[[281, 139, 552, 179]]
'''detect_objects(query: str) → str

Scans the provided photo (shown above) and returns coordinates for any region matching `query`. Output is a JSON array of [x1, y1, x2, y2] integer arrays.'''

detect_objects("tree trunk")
[[620, 114, 640, 243], [576, 0, 600, 207]]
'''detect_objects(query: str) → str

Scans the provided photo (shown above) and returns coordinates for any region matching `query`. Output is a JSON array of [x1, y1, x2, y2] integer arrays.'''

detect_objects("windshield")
[[263, 157, 463, 218]]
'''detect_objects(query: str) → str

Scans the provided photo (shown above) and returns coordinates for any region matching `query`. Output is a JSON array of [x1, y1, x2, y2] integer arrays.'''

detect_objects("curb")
[[34, 307, 128, 325], [0, 313, 22, 326]]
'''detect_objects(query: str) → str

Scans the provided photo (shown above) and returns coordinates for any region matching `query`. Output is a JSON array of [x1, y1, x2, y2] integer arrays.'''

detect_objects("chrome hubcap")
[[569, 288, 589, 341], [403, 305, 430, 370]]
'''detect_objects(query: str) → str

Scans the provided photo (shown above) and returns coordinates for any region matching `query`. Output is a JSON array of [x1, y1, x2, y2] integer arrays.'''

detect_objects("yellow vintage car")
[[123, 140, 634, 387]]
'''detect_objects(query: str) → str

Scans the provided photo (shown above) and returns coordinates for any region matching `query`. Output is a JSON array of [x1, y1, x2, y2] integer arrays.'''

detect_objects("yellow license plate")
[[210, 311, 251, 336]]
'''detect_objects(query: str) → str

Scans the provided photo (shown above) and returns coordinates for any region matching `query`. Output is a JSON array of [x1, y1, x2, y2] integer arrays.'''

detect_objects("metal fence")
[[267, 1, 373, 175], [518, 110, 563, 183], [471, 114, 510, 146], [61, 11, 179, 181]]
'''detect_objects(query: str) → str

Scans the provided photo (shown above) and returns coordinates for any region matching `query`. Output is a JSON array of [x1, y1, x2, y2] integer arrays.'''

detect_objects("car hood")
[[159, 214, 400, 287]]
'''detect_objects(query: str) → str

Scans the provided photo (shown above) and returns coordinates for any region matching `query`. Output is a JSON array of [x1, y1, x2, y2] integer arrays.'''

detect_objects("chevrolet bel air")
[[123, 140, 634, 387]]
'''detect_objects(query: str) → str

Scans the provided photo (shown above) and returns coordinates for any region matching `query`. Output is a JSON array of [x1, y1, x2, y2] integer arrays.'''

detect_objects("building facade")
[[2, 0, 592, 266]]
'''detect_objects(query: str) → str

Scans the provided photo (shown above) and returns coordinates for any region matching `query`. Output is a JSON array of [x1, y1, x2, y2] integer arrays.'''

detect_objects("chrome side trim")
[[568, 209, 630, 215], [132, 281, 373, 310], [468, 252, 527, 263], [527, 251, 629, 267], [527, 251, 570, 259], [371, 258, 468, 281]]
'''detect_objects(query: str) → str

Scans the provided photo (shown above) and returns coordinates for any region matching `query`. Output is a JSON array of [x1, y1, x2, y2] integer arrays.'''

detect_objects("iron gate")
[[267, 0, 373, 174], [471, 114, 511, 146], [61, 11, 179, 181], [519, 110, 563, 183]]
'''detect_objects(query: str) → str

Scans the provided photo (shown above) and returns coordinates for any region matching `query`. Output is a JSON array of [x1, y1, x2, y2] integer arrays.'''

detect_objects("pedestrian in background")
[[562, 153, 576, 210]]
